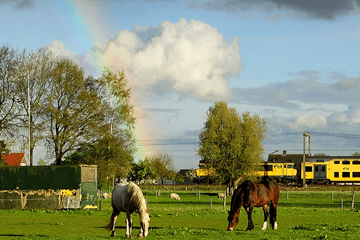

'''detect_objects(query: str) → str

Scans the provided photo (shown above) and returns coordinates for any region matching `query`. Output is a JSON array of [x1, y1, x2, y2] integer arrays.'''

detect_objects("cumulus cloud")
[[47, 40, 76, 59], [188, 0, 360, 21], [288, 114, 328, 130], [84, 18, 242, 102]]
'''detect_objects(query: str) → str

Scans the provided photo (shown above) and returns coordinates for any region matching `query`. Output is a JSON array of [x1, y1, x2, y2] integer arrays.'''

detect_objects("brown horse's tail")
[[106, 218, 114, 231]]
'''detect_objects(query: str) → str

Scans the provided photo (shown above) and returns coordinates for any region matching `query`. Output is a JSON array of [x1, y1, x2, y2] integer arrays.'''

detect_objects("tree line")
[[1, 45, 268, 191], [0, 45, 181, 189]]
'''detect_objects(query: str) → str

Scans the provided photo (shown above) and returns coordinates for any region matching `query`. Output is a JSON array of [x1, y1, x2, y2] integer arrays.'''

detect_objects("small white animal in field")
[[102, 192, 111, 199], [218, 192, 225, 200], [169, 193, 180, 200]]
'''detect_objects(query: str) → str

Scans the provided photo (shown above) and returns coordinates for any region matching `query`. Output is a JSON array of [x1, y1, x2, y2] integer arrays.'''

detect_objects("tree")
[[0, 46, 21, 135], [148, 153, 177, 181], [198, 101, 267, 194], [352, 152, 360, 156], [0, 140, 8, 166], [314, 153, 329, 156], [185, 168, 197, 180], [128, 158, 155, 182], [64, 133, 133, 189], [101, 68, 135, 153], [43, 57, 109, 165], [37, 158, 47, 166], [15, 48, 55, 166]]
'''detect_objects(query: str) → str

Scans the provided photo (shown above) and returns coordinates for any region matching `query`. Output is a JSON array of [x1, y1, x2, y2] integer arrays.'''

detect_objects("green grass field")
[[1, 186, 360, 239]]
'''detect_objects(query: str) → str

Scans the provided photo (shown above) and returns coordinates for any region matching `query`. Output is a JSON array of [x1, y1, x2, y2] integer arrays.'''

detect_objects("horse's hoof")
[[111, 232, 116, 237]]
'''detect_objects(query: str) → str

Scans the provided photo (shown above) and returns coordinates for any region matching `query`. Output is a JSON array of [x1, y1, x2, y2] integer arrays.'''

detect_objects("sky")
[[1, 0, 360, 170]]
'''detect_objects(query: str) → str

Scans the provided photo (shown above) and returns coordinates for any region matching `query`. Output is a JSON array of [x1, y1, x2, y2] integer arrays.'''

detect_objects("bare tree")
[[15, 48, 55, 165], [0, 46, 21, 135]]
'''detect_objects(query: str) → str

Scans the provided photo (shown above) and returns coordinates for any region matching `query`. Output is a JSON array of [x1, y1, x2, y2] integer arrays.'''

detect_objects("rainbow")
[[64, 0, 157, 162]]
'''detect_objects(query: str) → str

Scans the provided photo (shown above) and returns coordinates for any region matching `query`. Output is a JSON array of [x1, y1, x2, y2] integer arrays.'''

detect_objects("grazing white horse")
[[106, 182, 150, 238]]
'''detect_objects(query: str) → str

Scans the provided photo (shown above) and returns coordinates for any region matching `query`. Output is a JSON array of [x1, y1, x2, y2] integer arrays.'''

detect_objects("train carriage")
[[255, 162, 297, 182]]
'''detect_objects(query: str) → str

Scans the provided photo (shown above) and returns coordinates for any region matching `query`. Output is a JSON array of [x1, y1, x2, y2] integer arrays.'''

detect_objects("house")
[[1, 151, 28, 166]]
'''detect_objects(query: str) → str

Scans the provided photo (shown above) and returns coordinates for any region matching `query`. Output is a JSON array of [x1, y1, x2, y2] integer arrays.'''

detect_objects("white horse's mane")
[[125, 182, 148, 221]]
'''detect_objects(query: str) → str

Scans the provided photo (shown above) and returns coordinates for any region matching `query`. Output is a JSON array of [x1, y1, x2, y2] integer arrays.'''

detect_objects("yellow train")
[[255, 162, 297, 183], [301, 157, 360, 184], [268, 152, 360, 184], [194, 152, 360, 184]]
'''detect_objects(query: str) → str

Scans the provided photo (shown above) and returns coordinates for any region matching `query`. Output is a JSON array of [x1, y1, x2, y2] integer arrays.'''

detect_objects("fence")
[[0, 165, 97, 210]]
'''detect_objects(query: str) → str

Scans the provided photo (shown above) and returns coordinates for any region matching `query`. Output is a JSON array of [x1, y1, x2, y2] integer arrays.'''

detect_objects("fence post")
[[210, 197, 212, 210], [341, 198, 344, 211], [287, 191, 289, 200], [223, 191, 226, 210], [351, 189, 355, 210], [199, 190, 200, 200], [99, 189, 102, 211], [332, 191, 334, 200]]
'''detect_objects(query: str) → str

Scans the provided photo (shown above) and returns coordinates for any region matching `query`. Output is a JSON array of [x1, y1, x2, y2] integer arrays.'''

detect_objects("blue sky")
[[1, 0, 360, 170]]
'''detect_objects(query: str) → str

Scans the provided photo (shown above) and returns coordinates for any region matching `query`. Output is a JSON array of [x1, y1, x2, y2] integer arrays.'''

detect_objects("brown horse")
[[227, 179, 279, 231]]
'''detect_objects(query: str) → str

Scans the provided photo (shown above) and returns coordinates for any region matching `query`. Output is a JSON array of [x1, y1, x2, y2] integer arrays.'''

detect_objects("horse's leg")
[[261, 204, 269, 230], [245, 205, 255, 231], [138, 221, 144, 239], [270, 202, 278, 230], [125, 213, 133, 238], [110, 212, 119, 237]]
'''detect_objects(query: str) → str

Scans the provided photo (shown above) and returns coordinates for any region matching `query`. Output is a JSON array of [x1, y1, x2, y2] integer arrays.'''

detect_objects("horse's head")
[[139, 210, 150, 238], [227, 211, 239, 231]]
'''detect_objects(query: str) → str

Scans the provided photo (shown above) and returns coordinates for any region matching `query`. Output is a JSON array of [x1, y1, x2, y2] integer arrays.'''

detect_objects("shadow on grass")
[[278, 201, 351, 208], [0, 234, 48, 237], [152, 200, 226, 205]]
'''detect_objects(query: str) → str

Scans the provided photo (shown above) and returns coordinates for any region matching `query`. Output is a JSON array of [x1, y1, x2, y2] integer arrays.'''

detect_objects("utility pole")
[[303, 130, 310, 187], [28, 77, 31, 166]]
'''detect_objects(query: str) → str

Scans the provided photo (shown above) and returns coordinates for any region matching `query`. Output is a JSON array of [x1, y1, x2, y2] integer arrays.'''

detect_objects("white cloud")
[[97, 18, 242, 102], [48, 19, 242, 102], [288, 114, 328, 130], [47, 40, 75, 59]]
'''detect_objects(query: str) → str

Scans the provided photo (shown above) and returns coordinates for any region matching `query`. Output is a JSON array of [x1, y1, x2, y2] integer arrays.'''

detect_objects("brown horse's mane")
[[229, 180, 251, 216]]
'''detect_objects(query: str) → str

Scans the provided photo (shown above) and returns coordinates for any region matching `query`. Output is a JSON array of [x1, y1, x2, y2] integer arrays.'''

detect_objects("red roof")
[[1, 153, 26, 166]]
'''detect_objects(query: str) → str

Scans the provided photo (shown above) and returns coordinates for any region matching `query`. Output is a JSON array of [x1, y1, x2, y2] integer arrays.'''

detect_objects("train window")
[[334, 172, 339, 178], [315, 166, 318, 172], [334, 161, 340, 164], [288, 164, 294, 168], [342, 172, 350, 178], [305, 166, 312, 172], [343, 161, 350, 165], [322, 166, 326, 172], [353, 161, 360, 165], [263, 165, 273, 171], [353, 172, 360, 177]]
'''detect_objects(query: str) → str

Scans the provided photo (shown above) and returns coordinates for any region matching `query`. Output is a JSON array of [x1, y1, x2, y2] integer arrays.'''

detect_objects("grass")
[[1, 186, 360, 239]]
